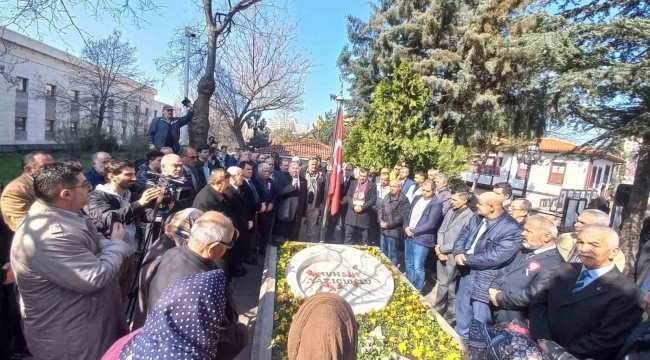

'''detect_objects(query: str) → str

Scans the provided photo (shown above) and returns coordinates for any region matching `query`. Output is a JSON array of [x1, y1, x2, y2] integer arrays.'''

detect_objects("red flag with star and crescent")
[[328, 103, 344, 215]]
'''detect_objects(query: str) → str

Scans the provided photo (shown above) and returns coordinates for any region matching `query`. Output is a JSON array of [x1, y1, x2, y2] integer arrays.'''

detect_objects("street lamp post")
[[245, 109, 265, 148], [516, 141, 546, 198], [180, 27, 196, 146]]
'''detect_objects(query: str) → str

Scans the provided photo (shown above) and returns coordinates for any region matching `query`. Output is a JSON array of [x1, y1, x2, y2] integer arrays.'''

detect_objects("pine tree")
[[344, 62, 468, 176], [246, 128, 271, 149]]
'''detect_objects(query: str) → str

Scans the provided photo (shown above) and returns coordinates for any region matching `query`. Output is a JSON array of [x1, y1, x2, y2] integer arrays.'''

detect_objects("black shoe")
[[230, 264, 247, 277], [243, 254, 259, 265]]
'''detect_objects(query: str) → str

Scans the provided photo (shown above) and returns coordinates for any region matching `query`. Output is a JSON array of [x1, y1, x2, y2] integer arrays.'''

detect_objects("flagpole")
[[319, 82, 344, 243]]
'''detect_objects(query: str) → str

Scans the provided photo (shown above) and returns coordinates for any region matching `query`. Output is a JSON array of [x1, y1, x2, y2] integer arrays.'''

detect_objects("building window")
[[16, 77, 27, 92], [70, 122, 78, 132], [107, 125, 113, 134], [15, 117, 26, 131], [46, 84, 56, 98], [548, 163, 566, 185], [134, 105, 140, 115], [45, 120, 55, 132], [154, 110, 158, 118], [108, 99, 114, 109], [144, 108, 149, 119], [516, 163, 528, 180], [70, 90, 79, 102], [595, 167, 603, 187], [122, 125, 127, 136]]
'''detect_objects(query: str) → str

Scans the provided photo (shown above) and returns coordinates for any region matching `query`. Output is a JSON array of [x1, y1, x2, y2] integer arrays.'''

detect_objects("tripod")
[[125, 184, 170, 326]]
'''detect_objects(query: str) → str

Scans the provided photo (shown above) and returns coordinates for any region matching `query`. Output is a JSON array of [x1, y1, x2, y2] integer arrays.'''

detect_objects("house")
[[462, 138, 625, 212], [256, 138, 331, 163]]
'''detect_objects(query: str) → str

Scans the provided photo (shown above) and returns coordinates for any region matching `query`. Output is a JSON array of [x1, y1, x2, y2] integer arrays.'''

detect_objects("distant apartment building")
[[0, 29, 169, 152], [267, 117, 311, 135]]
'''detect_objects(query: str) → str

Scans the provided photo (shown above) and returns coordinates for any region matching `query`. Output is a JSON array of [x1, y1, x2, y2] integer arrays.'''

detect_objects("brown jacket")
[[1, 173, 35, 231]]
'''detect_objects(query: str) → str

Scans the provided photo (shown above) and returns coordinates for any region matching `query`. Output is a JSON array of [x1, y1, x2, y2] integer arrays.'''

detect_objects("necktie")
[[573, 270, 591, 292], [187, 169, 197, 189], [247, 179, 260, 203]]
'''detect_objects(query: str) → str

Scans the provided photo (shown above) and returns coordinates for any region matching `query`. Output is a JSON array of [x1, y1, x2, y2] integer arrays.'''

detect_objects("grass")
[[0, 153, 93, 185]]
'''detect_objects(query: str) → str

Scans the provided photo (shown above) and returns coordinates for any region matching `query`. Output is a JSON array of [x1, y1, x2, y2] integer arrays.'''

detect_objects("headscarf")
[[120, 270, 227, 360], [164, 208, 204, 246], [287, 293, 358, 360]]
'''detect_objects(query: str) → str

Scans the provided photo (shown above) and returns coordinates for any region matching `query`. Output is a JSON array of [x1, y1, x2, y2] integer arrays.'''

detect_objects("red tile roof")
[[538, 138, 625, 163], [256, 139, 331, 160]]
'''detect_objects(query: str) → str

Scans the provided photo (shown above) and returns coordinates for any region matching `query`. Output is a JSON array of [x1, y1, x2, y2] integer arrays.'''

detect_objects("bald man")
[[489, 216, 565, 325], [160, 154, 193, 210], [529, 226, 643, 360], [84, 151, 111, 189], [452, 192, 523, 341]]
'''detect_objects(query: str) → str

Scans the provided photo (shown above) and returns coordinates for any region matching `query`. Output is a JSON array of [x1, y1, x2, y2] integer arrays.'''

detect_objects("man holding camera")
[[85, 159, 159, 297], [160, 154, 194, 211], [146, 100, 194, 153]]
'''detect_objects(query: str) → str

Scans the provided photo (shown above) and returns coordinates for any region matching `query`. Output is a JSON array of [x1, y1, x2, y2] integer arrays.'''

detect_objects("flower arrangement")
[[271, 242, 462, 360]]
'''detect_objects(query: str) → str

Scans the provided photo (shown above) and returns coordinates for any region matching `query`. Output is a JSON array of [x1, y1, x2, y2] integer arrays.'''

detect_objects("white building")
[[462, 138, 625, 212], [0, 29, 169, 152], [266, 117, 311, 134]]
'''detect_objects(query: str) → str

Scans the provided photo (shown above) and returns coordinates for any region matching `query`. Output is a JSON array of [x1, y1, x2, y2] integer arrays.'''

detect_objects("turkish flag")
[[328, 104, 344, 215]]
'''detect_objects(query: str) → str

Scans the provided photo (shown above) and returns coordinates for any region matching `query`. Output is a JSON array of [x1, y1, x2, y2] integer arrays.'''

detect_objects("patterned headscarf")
[[119, 270, 227, 360], [164, 208, 204, 246]]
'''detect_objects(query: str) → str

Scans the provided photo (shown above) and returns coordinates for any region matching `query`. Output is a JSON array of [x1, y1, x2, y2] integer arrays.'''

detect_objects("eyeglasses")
[[219, 228, 238, 249], [183, 155, 198, 160], [66, 181, 91, 190]]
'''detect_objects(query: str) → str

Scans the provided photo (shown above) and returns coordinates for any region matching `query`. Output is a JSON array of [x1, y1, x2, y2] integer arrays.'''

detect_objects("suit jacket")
[[276, 174, 308, 223], [195, 159, 216, 184], [437, 207, 474, 266], [224, 186, 251, 232], [192, 185, 233, 219], [529, 263, 644, 360], [435, 187, 452, 216], [0, 173, 35, 231], [377, 191, 410, 239], [180, 167, 202, 210], [241, 178, 262, 214], [254, 176, 277, 207], [344, 180, 378, 229], [403, 196, 443, 248], [490, 247, 565, 325], [401, 178, 415, 195], [452, 212, 523, 303]]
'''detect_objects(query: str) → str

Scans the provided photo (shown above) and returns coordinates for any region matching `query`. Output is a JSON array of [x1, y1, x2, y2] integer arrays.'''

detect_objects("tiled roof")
[[256, 139, 331, 160], [538, 138, 625, 163]]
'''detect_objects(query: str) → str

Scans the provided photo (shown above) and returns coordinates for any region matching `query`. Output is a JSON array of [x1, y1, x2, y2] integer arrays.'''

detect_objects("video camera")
[[145, 171, 191, 211]]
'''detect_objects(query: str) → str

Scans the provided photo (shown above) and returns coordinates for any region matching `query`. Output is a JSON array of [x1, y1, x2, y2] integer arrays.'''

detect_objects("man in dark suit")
[[488, 216, 565, 325], [529, 225, 644, 360], [452, 191, 522, 341], [224, 167, 252, 277], [196, 144, 217, 182], [325, 163, 355, 243], [344, 168, 378, 246], [403, 180, 443, 292], [254, 163, 277, 256], [180, 146, 206, 196], [238, 161, 263, 265], [434, 190, 474, 325], [273, 162, 308, 244]]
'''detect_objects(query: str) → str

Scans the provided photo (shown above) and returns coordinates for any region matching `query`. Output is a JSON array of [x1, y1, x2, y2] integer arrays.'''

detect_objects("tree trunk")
[[92, 106, 105, 152], [619, 135, 650, 276], [235, 127, 247, 149]]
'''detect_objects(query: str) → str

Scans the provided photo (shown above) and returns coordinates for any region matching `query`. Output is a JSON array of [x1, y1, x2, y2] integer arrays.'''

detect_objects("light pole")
[[516, 141, 546, 198], [246, 109, 265, 142], [180, 27, 196, 146]]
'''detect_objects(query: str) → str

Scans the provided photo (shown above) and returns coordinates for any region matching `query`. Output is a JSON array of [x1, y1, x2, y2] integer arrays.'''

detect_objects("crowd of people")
[[0, 109, 650, 360]]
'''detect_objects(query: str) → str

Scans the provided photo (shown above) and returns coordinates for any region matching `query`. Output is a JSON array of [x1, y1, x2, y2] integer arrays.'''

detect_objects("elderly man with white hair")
[[557, 208, 626, 271], [488, 216, 565, 325], [144, 211, 248, 359], [528, 225, 643, 360], [223, 166, 252, 277], [84, 151, 112, 189]]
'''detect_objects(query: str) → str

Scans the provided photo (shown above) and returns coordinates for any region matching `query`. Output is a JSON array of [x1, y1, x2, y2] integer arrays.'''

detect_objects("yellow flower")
[[398, 341, 407, 354], [274, 313, 279, 321], [413, 347, 423, 357], [276, 295, 283, 303]]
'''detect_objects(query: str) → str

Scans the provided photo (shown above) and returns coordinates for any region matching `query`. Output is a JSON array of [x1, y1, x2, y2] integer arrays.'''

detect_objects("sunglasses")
[[183, 155, 198, 160]]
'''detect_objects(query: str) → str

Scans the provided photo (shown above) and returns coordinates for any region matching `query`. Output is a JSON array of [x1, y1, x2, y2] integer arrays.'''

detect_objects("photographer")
[[160, 154, 194, 211], [85, 159, 159, 297], [135, 150, 164, 196], [146, 101, 194, 153]]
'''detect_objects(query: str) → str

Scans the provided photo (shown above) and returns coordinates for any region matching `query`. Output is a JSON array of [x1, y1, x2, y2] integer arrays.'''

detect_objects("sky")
[[13, 0, 372, 127]]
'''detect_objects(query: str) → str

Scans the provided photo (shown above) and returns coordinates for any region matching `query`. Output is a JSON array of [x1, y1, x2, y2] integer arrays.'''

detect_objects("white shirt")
[[534, 244, 557, 255], [406, 184, 422, 203], [467, 219, 488, 254], [408, 197, 432, 228], [575, 263, 616, 290]]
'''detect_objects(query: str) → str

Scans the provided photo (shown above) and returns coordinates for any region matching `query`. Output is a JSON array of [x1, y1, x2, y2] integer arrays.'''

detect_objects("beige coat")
[[11, 201, 133, 360], [1, 173, 35, 231], [557, 231, 626, 272]]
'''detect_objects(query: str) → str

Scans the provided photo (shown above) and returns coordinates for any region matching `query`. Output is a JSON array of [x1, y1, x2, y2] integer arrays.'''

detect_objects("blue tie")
[[573, 270, 591, 292]]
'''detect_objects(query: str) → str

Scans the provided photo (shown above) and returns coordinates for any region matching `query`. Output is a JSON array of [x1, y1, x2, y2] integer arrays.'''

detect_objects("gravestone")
[[285, 244, 395, 314]]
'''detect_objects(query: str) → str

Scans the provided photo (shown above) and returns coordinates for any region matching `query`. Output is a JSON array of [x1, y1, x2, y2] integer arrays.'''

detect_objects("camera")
[[145, 171, 191, 211], [308, 191, 315, 205]]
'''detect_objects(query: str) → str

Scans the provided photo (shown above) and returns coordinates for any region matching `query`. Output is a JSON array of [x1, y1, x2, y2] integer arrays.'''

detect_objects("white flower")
[[369, 325, 385, 341]]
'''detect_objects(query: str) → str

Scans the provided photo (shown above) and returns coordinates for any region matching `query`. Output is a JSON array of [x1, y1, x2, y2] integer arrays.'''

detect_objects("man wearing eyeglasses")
[[11, 162, 133, 360], [145, 211, 248, 359], [147, 103, 194, 153], [180, 146, 206, 200]]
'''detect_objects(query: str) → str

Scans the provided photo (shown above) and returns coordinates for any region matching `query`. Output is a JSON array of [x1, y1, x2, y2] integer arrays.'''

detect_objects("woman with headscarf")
[[102, 270, 227, 360], [133, 208, 204, 328], [287, 293, 358, 360]]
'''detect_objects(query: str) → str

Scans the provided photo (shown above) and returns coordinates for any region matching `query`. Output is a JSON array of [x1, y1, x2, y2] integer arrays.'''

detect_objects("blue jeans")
[[404, 238, 430, 292], [380, 234, 399, 265], [456, 274, 492, 340]]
